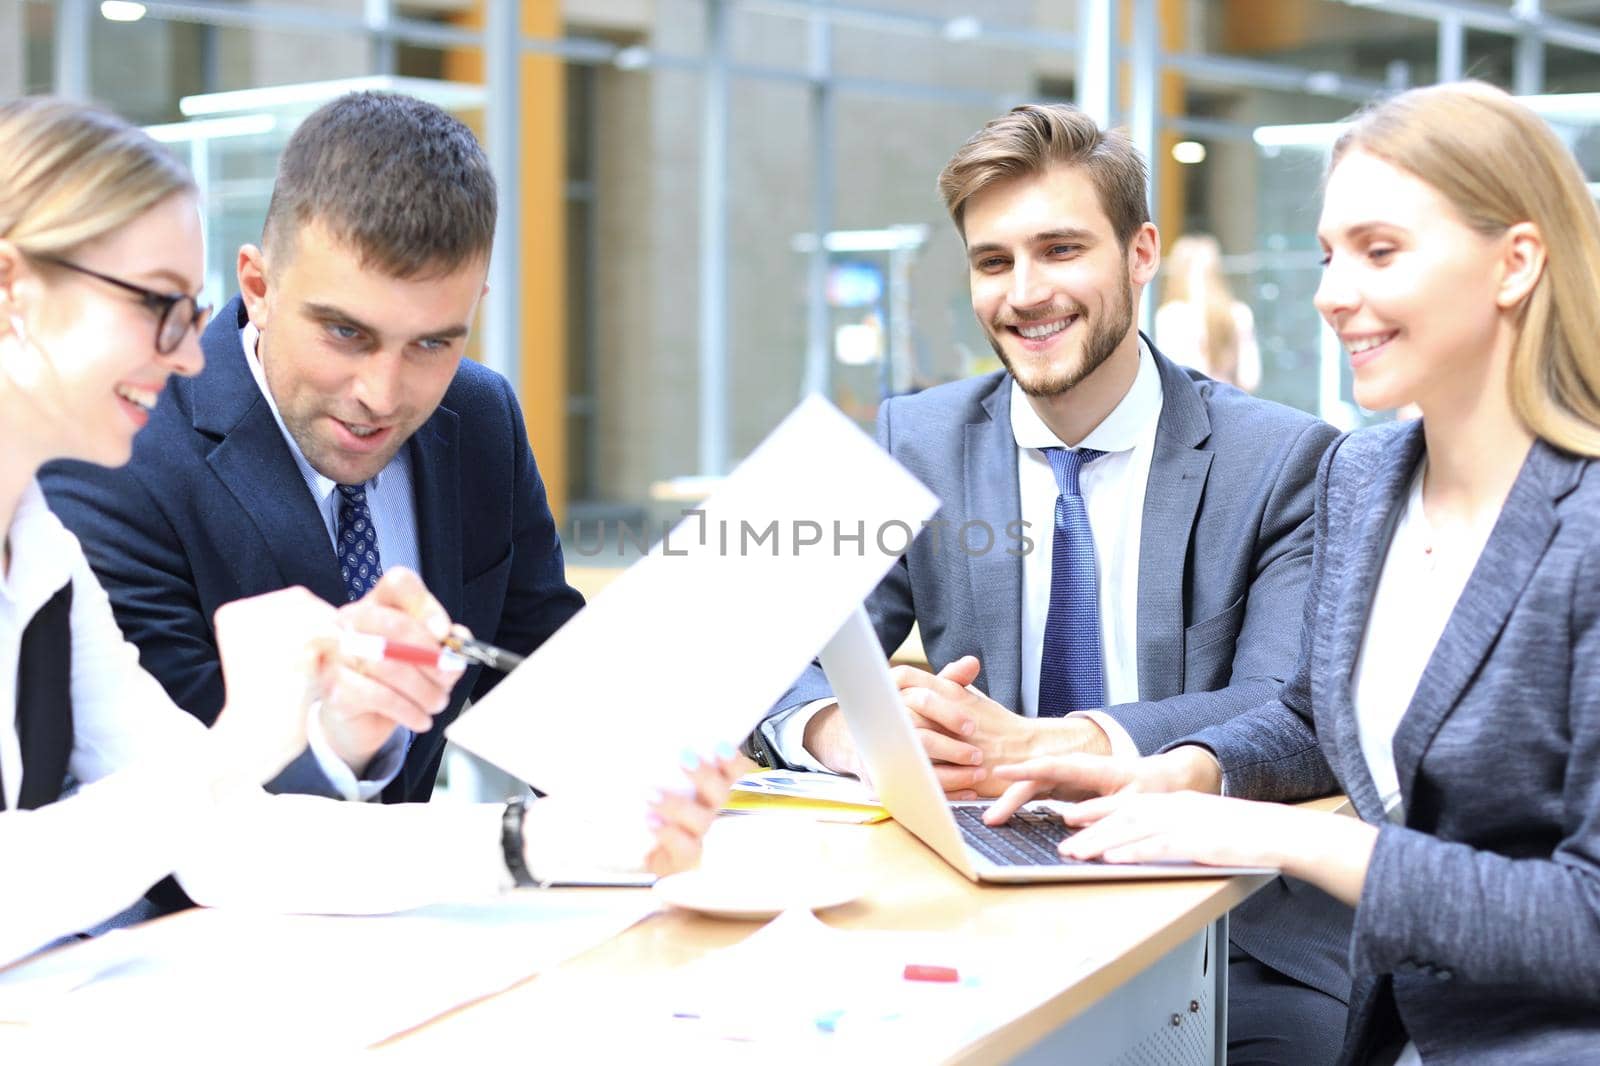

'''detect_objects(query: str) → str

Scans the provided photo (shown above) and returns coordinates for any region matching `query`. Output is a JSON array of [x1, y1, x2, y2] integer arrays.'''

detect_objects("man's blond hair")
[[937, 103, 1150, 246]]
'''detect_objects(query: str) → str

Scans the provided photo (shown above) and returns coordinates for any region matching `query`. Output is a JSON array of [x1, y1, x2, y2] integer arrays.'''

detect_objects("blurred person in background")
[[1156, 234, 1262, 392]]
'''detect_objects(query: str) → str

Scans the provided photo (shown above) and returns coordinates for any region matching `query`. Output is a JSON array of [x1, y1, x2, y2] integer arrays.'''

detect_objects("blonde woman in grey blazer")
[[985, 82, 1600, 1065]]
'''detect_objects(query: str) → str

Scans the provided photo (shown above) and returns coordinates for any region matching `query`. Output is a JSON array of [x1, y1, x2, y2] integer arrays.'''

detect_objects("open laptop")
[[818, 606, 1277, 883]]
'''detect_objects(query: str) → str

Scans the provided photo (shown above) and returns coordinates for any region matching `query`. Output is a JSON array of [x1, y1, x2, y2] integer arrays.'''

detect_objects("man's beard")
[[988, 275, 1134, 399]]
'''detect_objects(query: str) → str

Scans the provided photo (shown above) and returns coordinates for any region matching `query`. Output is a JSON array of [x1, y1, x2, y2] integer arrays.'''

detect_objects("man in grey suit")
[[750, 104, 1347, 1064]]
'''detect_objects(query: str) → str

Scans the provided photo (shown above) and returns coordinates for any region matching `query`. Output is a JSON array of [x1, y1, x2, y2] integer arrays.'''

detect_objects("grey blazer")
[[753, 346, 1352, 1000], [1191, 421, 1600, 1064]]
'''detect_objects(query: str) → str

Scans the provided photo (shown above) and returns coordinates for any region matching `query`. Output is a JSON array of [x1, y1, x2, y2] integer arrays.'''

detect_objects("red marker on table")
[[903, 964, 960, 983]]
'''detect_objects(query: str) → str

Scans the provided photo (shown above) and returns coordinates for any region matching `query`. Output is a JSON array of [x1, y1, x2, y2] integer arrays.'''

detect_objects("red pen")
[[340, 632, 467, 671]]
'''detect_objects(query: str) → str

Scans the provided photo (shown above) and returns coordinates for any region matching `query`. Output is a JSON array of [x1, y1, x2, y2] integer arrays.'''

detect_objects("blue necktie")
[[1037, 447, 1106, 717], [335, 483, 383, 603]]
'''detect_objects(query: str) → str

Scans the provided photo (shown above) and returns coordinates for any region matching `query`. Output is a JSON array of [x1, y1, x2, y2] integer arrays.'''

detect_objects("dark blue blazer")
[[1192, 422, 1600, 1064], [41, 297, 585, 803]]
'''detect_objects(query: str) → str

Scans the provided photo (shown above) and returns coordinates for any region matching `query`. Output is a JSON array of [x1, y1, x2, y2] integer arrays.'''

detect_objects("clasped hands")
[[805, 654, 1115, 799]]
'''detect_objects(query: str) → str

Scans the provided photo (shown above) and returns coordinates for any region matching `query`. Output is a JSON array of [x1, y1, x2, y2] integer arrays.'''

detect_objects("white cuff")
[[1068, 710, 1139, 759], [305, 703, 409, 802], [760, 698, 839, 773]]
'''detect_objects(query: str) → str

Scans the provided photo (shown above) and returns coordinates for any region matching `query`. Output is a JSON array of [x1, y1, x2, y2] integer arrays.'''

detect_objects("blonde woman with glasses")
[[0, 98, 734, 966], [986, 82, 1600, 1064]]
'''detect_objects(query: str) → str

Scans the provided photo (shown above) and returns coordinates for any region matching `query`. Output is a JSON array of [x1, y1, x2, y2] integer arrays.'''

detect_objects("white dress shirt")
[[0, 482, 514, 965], [243, 323, 416, 796], [1352, 461, 1494, 822], [1349, 465, 1477, 1066], [768, 341, 1163, 768], [1013, 341, 1162, 751]]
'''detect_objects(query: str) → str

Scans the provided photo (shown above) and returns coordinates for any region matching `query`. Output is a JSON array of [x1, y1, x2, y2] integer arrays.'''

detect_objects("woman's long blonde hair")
[[1333, 81, 1600, 456], [0, 97, 193, 259], [1163, 234, 1241, 385]]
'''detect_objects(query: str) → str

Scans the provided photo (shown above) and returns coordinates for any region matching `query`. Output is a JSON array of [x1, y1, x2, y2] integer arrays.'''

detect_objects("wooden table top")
[[375, 815, 1275, 1063]]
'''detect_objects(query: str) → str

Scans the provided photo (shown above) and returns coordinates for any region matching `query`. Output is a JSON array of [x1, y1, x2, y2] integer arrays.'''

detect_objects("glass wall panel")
[[32, 0, 1600, 524]]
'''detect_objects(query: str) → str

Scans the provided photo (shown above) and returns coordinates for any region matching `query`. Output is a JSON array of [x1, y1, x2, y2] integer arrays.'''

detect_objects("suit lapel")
[[1135, 348, 1213, 701], [1390, 441, 1565, 806], [966, 381, 1024, 710], [1324, 424, 1425, 821], [393, 401, 464, 800], [195, 298, 346, 606], [407, 404, 463, 628]]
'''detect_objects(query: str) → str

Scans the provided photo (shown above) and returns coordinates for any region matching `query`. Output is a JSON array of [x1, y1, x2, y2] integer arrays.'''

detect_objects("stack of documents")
[[725, 770, 889, 824]]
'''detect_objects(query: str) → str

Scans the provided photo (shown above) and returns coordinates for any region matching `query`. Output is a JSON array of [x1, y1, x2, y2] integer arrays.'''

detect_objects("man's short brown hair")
[[262, 91, 496, 278], [937, 103, 1149, 247]]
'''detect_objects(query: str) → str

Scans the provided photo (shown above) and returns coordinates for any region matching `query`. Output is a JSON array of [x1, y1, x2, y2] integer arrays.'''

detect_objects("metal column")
[[1128, 0, 1159, 334], [52, 0, 92, 101], [365, 0, 396, 77], [699, 0, 732, 475], [484, 0, 522, 387], [1076, 0, 1115, 127], [1514, 0, 1545, 96], [801, 14, 835, 400], [1438, 14, 1465, 82]]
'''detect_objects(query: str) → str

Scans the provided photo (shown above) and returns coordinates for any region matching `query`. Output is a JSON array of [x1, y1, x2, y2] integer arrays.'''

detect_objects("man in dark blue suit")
[[42, 91, 583, 805]]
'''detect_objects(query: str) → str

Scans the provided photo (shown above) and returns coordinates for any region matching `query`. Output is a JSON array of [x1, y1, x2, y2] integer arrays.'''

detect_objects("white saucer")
[[652, 869, 865, 920]]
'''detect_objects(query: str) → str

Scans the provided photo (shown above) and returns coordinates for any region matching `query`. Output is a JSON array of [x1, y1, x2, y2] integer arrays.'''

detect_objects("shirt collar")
[[242, 322, 380, 498], [1009, 336, 1163, 453], [2, 482, 77, 618]]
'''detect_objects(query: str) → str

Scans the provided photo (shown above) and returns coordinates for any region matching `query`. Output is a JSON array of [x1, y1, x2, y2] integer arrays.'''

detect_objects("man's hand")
[[894, 656, 1113, 799], [800, 702, 872, 781], [800, 657, 990, 795], [321, 567, 464, 775], [982, 744, 1225, 824]]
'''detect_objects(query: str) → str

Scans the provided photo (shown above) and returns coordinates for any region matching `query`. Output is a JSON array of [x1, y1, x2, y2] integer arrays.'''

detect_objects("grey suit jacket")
[[754, 346, 1351, 999], [1190, 422, 1600, 1064]]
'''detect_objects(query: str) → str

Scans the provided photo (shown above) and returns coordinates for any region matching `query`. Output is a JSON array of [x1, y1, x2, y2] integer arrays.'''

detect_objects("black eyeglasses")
[[34, 254, 211, 355]]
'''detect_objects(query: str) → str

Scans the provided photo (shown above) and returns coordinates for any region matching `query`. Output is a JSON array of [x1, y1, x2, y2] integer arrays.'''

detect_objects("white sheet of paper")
[[446, 395, 939, 801], [647, 907, 1079, 1054], [483, 907, 1096, 1062], [0, 891, 658, 1054]]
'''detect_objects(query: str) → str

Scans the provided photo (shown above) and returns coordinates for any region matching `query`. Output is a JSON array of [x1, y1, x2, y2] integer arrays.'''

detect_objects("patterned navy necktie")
[[335, 483, 383, 602], [1036, 447, 1106, 717]]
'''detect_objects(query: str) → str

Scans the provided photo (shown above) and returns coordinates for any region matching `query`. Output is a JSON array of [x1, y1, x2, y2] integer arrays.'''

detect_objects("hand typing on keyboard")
[[954, 805, 1092, 867]]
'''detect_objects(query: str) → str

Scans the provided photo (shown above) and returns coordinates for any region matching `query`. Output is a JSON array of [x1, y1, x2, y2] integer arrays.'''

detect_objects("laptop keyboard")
[[953, 805, 1087, 867]]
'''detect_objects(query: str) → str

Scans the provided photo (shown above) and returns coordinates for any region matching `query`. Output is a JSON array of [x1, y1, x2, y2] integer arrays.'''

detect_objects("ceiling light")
[[1171, 140, 1207, 165], [100, 1, 147, 22]]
